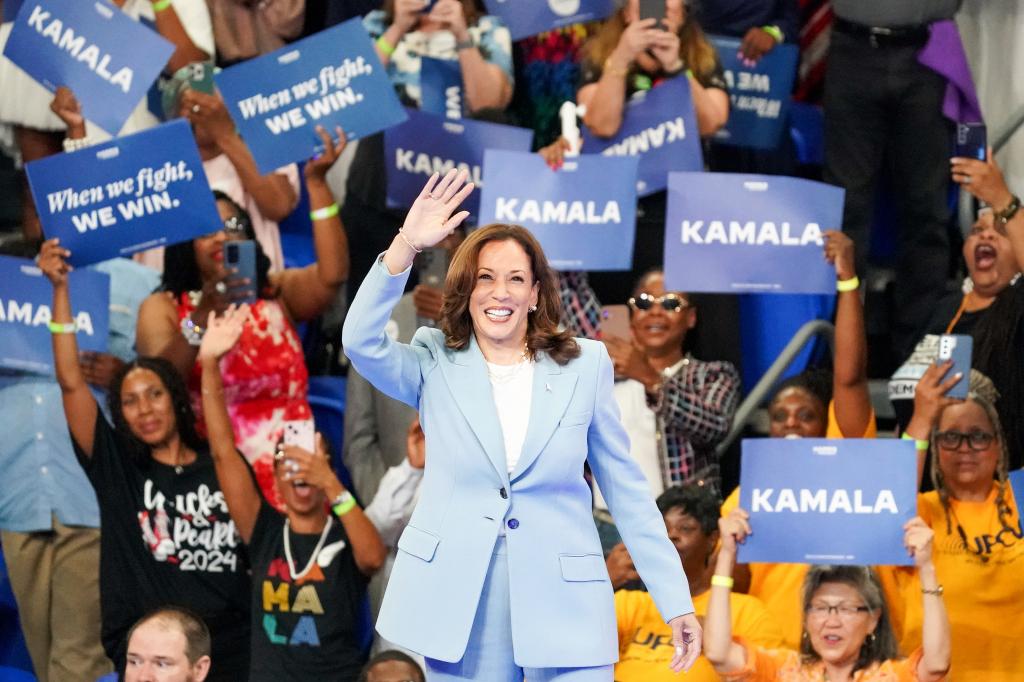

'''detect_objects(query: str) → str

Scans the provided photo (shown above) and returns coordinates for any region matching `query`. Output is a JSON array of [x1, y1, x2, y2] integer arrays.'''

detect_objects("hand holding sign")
[[738, 27, 779, 65], [37, 238, 73, 287], [49, 86, 85, 138], [823, 230, 855, 281], [903, 517, 935, 568], [717, 507, 752, 558], [304, 125, 347, 182], [181, 89, 237, 148]]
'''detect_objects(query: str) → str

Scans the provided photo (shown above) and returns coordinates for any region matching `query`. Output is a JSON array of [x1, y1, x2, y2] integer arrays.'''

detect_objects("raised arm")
[[153, 1, 210, 72], [273, 126, 350, 322], [952, 148, 1024, 271], [704, 508, 753, 673], [286, 436, 388, 575], [39, 239, 98, 456], [825, 230, 872, 438], [198, 305, 262, 544], [905, 517, 951, 681], [903, 361, 961, 488], [431, 1, 512, 112]]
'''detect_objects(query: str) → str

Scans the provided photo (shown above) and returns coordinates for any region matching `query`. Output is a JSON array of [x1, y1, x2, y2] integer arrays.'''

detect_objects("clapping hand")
[[197, 304, 250, 362]]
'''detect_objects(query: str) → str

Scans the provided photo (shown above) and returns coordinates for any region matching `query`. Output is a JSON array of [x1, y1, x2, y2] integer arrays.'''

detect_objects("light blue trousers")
[[425, 537, 614, 682]]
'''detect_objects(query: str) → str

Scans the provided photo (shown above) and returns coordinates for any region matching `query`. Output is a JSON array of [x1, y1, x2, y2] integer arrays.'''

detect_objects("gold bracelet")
[[836, 276, 860, 292], [921, 584, 944, 596], [398, 227, 423, 254]]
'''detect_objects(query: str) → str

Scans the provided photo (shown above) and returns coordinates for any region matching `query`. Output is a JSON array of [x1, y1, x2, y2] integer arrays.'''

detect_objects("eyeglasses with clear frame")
[[934, 429, 996, 451], [627, 292, 690, 313]]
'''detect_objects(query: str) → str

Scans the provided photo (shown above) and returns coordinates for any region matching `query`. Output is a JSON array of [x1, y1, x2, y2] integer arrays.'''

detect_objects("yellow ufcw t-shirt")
[[897, 484, 1024, 681], [614, 588, 784, 682]]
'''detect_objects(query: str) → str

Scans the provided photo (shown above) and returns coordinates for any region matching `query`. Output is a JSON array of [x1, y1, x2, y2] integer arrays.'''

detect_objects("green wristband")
[[310, 203, 339, 221], [901, 432, 929, 451], [332, 497, 358, 517], [48, 321, 77, 334], [761, 25, 783, 43], [152, 0, 173, 13]]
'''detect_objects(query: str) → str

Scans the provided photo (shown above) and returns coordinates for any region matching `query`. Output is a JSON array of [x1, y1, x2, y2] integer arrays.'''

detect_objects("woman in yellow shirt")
[[705, 509, 950, 682], [901, 368, 1024, 680]]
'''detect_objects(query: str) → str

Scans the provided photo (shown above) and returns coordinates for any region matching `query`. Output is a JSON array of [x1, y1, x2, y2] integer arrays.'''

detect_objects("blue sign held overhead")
[[420, 57, 463, 120], [581, 76, 702, 197], [739, 438, 917, 566], [215, 18, 408, 174], [26, 119, 222, 267], [385, 109, 533, 217], [483, 0, 616, 41], [663, 172, 844, 295], [478, 149, 638, 270], [2, 0, 174, 135], [710, 35, 798, 150], [0, 255, 109, 375]]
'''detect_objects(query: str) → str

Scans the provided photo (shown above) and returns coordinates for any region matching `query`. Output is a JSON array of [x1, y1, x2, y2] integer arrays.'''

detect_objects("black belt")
[[833, 17, 930, 48]]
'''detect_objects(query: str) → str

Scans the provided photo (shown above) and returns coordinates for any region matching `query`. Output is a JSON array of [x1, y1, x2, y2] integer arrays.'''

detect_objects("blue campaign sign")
[[663, 172, 844, 295], [384, 109, 533, 217], [1010, 470, 1024, 513], [26, 119, 222, 267], [420, 57, 463, 120], [581, 76, 702, 197], [478, 149, 638, 270], [215, 18, 408, 174], [0, 255, 109, 374], [738, 438, 917, 566], [4, 0, 25, 22], [3, 0, 174, 135], [710, 35, 798, 150], [482, 0, 615, 41]]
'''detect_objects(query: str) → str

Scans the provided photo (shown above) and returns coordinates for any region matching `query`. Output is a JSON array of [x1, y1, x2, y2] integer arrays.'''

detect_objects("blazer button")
[[507, 518, 519, 530], [499, 487, 508, 499]]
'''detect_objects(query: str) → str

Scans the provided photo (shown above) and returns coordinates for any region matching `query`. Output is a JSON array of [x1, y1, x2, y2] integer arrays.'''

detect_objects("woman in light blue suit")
[[342, 169, 701, 681]]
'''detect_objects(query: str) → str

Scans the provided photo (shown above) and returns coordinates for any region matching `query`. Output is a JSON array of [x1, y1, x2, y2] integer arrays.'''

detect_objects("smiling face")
[[468, 239, 539, 355], [805, 582, 879, 668], [963, 211, 1018, 298], [936, 400, 1000, 497], [119, 368, 179, 448], [768, 387, 828, 438], [630, 272, 695, 360]]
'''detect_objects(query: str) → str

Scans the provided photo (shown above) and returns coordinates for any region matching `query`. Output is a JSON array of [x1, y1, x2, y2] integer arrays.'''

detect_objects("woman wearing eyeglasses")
[[136, 131, 350, 508], [704, 509, 950, 682], [599, 269, 740, 503], [900, 368, 1024, 678]]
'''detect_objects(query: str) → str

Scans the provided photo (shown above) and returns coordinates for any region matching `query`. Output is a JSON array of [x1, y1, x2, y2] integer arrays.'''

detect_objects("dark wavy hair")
[[107, 357, 205, 462], [800, 566, 899, 671], [439, 224, 581, 365], [161, 191, 272, 298]]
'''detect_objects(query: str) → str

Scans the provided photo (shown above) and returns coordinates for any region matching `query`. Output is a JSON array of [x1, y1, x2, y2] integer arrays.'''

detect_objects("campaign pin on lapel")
[[545, 383, 552, 392]]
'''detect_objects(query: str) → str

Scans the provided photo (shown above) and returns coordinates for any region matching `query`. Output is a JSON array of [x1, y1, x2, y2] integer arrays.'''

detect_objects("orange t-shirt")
[[721, 640, 926, 681], [897, 484, 1024, 681], [614, 588, 784, 682]]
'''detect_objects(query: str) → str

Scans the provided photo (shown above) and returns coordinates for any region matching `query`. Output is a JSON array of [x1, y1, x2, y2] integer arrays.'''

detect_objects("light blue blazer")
[[342, 259, 694, 667]]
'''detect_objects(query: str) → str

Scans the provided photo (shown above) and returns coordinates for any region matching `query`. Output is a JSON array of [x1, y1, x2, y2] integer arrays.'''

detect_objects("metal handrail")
[[715, 319, 835, 456], [959, 103, 1024, 236]]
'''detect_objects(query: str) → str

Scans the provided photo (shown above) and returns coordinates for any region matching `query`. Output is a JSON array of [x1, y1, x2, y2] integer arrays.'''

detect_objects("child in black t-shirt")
[[198, 304, 387, 681], [39, 239, 251, 681]]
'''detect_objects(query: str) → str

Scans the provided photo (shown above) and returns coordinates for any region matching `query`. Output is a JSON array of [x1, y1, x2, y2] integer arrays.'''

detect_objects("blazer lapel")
[[511, 352, 578, 481], [437, 335, 510, 485]]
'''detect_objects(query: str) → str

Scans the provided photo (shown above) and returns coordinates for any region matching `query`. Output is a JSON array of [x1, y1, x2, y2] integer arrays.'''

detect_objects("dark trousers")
[[823, 30, 953, 357]]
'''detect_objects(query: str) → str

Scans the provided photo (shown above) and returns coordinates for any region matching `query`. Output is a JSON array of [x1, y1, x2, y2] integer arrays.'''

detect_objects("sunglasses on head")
[[627, 292, 690, 313]]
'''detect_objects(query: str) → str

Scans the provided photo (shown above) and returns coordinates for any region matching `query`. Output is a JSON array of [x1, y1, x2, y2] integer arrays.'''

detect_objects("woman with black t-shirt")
[[39, 239, 250, 680], [198, 304, 387, 681]]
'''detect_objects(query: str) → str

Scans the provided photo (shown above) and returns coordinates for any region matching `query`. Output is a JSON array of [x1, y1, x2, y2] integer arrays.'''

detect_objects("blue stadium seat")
[[0, 547, 33, 676], [789, 102, 825, 167], [307, 376, 354, 497]]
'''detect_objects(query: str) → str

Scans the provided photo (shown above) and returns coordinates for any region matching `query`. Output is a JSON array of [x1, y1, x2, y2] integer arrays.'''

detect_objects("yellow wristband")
[[711, 575, 734, 589], [376, 35, 396, 56], [48, 321, 77, 334], [310, 203, 339, 221], [901, 432, 929, 451], [836, 276, 860, 293], [332, 497, 358, 517], [152, 0, 173, 12], [761, 25, 784, 43]]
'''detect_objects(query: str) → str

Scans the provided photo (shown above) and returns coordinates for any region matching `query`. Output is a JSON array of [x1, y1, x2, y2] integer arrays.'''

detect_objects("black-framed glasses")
[[627, 292, 690, 313], [806, 603, 871, 619], [935, 429, 996, 451]]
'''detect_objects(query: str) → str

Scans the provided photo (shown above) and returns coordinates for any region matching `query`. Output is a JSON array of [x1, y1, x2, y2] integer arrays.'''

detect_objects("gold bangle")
[[836, 276, 860, 292], [711, 574, 734, 589], [376, 35, 396, 56], [921, 584, 944, 596], [603, 56, 630, 78], [398, 227, 423, 254]]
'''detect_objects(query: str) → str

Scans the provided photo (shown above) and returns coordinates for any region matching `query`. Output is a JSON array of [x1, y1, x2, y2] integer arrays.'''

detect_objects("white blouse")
[[486, 358, 535, 473]]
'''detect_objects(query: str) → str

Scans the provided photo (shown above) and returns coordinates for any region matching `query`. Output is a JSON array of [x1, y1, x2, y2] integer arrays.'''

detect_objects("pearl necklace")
[[283, 516, 333, 580]]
